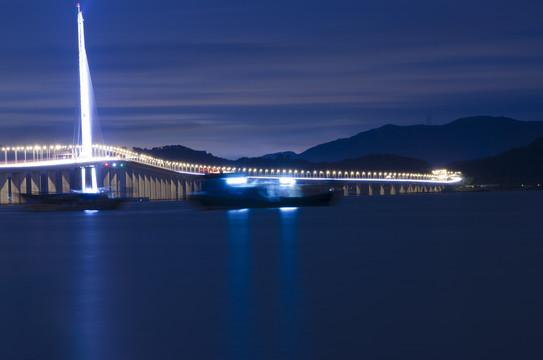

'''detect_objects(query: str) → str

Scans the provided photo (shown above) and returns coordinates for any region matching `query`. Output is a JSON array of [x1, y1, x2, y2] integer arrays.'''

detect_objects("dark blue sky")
[[1, 1, 542, 158]]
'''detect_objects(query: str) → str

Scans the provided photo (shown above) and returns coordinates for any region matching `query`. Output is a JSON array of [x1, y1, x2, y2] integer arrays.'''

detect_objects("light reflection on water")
[[76, 213, 105, 360], [226, 208, 254, 359], [226, 207, 302, 359], [279, 207, 300, 358]]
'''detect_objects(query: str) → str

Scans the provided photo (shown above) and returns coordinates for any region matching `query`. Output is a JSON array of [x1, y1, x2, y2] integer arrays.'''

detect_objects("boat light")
[[226, 177, 248, 185], [279, 178, 296, 186]]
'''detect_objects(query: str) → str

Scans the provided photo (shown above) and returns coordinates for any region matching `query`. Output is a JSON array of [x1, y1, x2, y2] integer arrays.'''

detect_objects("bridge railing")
[[0, 144, 462, 183]]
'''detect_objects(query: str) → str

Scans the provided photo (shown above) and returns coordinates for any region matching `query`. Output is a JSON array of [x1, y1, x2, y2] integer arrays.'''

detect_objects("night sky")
[[1, 1, 542, 159]]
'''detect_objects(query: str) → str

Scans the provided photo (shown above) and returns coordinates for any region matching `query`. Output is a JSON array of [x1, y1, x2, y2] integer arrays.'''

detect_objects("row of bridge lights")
[[1, 144, 444, 181], [2, 145, 73, 163]]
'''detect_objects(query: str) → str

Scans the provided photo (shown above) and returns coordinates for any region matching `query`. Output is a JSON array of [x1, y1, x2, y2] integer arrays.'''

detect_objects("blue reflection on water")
[[226, 209, 255, 359], [75, 213, 106, 360], [279, 207, 301, 358]]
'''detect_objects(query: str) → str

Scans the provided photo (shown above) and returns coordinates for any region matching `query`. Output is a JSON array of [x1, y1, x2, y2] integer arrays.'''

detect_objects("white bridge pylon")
[[77, 3, 98, 193]]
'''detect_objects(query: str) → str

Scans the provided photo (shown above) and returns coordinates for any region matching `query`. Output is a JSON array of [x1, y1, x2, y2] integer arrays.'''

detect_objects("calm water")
[[1, 192, 543, 360]]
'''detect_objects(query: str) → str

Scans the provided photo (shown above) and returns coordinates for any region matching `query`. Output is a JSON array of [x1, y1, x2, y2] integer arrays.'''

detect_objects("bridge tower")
[[77, 3, 97, 192]]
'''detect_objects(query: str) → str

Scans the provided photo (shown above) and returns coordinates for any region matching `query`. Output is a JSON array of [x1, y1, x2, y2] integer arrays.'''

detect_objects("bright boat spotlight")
[[279, 178, 296, 186], [226, 177, 248, 185]]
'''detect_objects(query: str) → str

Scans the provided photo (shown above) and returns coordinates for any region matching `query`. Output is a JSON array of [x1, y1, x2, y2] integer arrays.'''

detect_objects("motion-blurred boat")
[[191, 174, 336, 209], [22, 192, 124, 211]]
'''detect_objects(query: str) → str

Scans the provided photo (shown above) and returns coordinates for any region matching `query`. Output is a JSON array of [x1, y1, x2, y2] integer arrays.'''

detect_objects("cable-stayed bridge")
[[0, 144, 462, 204], [0, 5, 462, 205]]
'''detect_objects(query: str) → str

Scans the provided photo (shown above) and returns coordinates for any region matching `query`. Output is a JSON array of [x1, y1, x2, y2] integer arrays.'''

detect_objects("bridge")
[[0, 5, 462, 205], [0, 143, 462, 205]]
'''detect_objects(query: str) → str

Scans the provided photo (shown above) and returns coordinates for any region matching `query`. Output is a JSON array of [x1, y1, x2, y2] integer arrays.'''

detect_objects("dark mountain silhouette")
[[136, 146, 430, 173], [236, 153, 430, 173], [261, 151, 300, 160], [133, 145, 230, 166], [319, 154, 431, 174], [449, 137, 543, 186], [298, 116, 543, 165]]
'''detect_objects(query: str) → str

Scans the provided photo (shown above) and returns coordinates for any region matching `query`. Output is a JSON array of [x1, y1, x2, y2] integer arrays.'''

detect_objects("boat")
[[22, 192, 125, 211], [191, 174, 336, 209]]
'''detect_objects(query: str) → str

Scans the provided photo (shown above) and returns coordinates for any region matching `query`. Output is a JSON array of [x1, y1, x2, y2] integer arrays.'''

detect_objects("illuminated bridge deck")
[[0, 144, 462, 204]]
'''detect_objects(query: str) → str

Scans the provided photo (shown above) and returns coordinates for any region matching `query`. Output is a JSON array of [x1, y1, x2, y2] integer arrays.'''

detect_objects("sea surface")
[[1, 192, 542, 360]]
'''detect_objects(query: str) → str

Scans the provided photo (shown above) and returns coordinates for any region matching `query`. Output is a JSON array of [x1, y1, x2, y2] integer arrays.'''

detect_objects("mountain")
[[298, 116, 543, 165], [235, 153, 430, 173], [449, 137, 543, 186], [320, 154, 432, 174], [261, 151, 300, 160], [133, 145, 231, 166], [135, 145, 430, 173]]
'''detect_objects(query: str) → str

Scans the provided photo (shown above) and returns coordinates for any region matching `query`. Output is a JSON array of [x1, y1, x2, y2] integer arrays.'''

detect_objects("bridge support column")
[[110, 169, 119, 197], [103, 168, 110, 190], [31, 172, 40, 194], [143, 173, 150, 200], [149, 175, 156, 200], [47, 171, 57, 194], [119, 167, 127, 198], [156, 176, 162, 200], [0, 174, 9, 204], [343, 185, 349, 196], [185, 180, 193, 198], [169, 177, 176, 200], [11, 173, 25, 204], [138, 170, 149, 198], [130, 169, 137, 198], [356, 184, 361, 196], [368, 184, 374, 196], [178, 179, 185, 200], [380, 185, 385, 196], [153, 175, 159, 200], [390, 184, 396, 195], [399, 185, 406, 194], [61, 170, 70, 193], [160, 177, 166, 200], [131, 171, 138, 198]]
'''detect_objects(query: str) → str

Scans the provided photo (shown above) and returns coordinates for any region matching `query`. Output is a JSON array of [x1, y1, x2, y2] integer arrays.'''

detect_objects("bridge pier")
[[186, 180, 193, 198], [168, 177, 175, 200], [61, 170, 70, 193], [119, 167, 127, 198], [47, 170, 57, 194], [178, 179, 185, 200], [10, 173, 24, 204], [328, 181, 447, 197], [30, 172, 40, 194], [0, 173, 9, 204]]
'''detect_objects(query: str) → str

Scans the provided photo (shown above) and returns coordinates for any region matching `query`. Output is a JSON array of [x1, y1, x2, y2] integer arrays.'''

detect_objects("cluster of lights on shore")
[[0, 144, 462, 182]]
